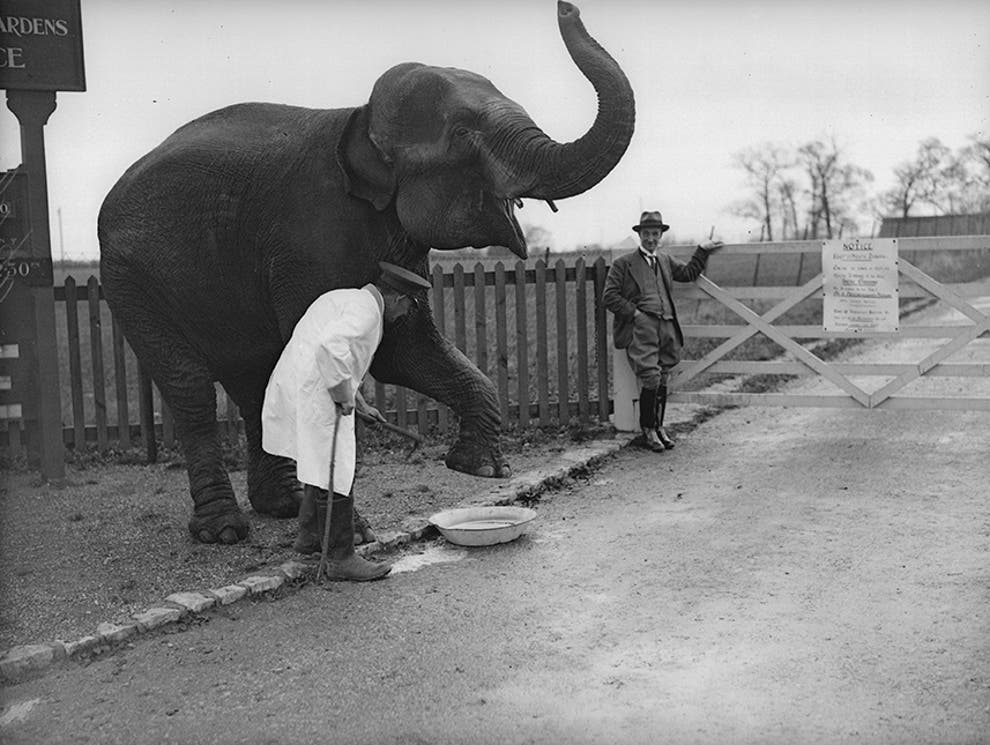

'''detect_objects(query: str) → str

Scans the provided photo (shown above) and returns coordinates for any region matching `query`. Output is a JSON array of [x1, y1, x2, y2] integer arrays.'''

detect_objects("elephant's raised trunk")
[[509, 1, 635, 201]]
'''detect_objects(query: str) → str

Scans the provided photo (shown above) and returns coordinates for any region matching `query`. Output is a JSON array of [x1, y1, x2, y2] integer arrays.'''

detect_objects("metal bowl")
[[428, 506, 537, 547]]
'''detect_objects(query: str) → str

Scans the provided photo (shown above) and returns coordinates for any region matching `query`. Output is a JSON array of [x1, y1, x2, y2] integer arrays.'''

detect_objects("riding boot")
[[656, 384, 675, 449], [639, 387, 665, 452], [293, 484, 327, 554], [320, 493, 391, 581]]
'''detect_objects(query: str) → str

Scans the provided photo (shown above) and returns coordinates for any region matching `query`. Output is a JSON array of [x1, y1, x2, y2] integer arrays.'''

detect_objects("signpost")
[[1, 0, 86, 478]]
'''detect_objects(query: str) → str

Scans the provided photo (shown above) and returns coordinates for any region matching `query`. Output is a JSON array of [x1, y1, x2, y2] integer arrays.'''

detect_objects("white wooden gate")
[[612, 236, 990, 429]]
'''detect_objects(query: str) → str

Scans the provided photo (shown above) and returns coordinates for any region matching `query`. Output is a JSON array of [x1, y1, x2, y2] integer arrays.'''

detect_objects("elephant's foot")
[[188, 496, 250, 544], [247, 456, 303, 518], [445, 435, 511, 478]]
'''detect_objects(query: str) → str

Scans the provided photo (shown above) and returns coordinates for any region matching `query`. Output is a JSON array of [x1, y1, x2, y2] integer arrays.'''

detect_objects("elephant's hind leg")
[[112, 301, 249, 543], [166, 369, 249, 543], [223, 374, 301, 518]]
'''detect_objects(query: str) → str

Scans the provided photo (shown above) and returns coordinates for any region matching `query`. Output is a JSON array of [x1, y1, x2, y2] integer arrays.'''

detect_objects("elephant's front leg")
[[441, 368, 511, 478], [371, 321, 510, 478]]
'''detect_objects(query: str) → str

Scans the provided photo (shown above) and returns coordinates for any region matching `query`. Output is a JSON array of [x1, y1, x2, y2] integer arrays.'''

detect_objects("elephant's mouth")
[[473, 191, 527, 259], [498, 198, 528, 259]]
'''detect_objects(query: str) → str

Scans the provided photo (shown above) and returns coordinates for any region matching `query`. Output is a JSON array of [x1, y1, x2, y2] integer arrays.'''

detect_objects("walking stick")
[[359, 414, 425, 459], [316, 410, 343, 583]]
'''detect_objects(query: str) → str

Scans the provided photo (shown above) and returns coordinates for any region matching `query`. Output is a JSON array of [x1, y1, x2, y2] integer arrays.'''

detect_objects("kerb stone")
[[209, 585, 248, 606], [279, 561, 310, 580], [165, 591, 215, 613], [132, 607, 183, 631], [238, 575, 284, 594], [0, 644, 56, 680], [96, 622, 139, 644], [63, 636, 99, 658]]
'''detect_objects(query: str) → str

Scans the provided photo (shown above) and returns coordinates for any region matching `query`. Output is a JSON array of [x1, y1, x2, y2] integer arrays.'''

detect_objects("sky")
[[2, 0, 988, 260]]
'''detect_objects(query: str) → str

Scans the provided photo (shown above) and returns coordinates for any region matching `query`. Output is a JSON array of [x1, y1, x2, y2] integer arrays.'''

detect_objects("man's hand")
[[354, 390, 387, 424], [699, 240, 725, 253], [335, 401, 355, 416]]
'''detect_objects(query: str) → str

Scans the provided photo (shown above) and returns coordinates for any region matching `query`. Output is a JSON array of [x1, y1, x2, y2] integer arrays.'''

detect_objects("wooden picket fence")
[[6, 240, 986, 462], [3, 257, 614, 460]]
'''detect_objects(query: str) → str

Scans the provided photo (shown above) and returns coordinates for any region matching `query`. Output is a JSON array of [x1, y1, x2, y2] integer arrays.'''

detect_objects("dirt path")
[[2, 391, 988, 744], [2, 286, 989, 744]]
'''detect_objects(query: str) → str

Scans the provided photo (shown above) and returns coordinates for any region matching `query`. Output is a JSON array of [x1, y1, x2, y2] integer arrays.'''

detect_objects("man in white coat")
[[262, 262, 432, 581]]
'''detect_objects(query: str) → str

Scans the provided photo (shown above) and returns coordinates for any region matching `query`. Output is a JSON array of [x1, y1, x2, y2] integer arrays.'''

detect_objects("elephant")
[[97, 1, 635, 544]]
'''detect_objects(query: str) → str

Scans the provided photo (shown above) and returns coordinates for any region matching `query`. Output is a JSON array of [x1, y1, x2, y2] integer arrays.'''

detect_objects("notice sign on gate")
[[822, 238, 899, 333]]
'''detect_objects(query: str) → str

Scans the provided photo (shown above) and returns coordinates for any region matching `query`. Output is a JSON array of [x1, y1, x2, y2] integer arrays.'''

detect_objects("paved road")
[[3, 400, 989, 744]]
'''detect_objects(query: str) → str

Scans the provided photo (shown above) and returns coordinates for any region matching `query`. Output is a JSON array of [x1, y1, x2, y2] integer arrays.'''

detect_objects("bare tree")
[[777, 178, 801, 239], [945, 134, 990, 213], [798, 136, 874, 239], [730, 143, 793, 241], [879, 137, 954, 217]]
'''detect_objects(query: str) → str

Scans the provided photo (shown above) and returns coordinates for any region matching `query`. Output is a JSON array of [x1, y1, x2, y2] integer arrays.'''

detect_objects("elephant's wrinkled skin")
[[98, 2, 635, 544]]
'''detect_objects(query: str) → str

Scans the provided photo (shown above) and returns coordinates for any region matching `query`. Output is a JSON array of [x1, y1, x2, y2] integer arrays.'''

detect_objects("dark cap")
[[632, 210, 671, 233], [376, 262, 432, 294]]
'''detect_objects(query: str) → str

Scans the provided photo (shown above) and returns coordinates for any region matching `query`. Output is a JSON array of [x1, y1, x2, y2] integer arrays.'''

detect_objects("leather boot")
[[639, 387, 665, 452], [319, 493, 391, 582], [656, 384, 674, 449], [639, 387, 657, 431], [293, 485, 327, 554], [641, 427, 666, 452]]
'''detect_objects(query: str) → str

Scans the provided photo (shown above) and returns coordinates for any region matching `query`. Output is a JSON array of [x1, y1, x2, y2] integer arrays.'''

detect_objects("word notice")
[[822, 238, 899, 333]]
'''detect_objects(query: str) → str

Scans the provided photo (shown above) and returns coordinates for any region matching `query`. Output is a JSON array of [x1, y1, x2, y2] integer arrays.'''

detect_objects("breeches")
[[626, 315, 680, 390]]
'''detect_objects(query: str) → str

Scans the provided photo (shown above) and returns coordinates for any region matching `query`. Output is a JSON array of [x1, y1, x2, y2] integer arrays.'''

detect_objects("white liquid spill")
[[0, 698, 41, 726], [389, 545, 467, 574]]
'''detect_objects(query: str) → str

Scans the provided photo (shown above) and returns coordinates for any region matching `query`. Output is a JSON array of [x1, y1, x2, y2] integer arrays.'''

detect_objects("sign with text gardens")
[[822, 238, 899, 333], [0, 0, 85, 91]]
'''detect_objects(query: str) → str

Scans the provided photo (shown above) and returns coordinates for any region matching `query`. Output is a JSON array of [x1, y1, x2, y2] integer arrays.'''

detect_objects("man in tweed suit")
[[603, 211, 723, 452]]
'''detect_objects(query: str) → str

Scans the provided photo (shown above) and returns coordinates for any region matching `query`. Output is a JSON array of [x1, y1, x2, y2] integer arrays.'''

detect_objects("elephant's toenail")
[[219, 527, 240, 544], [476, 465, 495, 477]]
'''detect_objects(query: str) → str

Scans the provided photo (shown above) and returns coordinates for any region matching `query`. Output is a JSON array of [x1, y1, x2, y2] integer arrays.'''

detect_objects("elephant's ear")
[[337, 106, 395, 211]]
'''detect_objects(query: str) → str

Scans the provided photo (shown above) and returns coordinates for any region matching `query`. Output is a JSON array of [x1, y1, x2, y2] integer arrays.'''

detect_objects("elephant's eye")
[[452, 125, 471, 138]]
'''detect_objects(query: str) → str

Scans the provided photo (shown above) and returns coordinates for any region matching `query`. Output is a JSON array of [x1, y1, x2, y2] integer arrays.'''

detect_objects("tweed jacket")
[[602, 247, 711, 350]]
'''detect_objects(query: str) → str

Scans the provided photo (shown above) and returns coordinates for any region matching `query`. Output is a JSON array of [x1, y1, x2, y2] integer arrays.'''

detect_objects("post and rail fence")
[[2, 236, 989, 466]]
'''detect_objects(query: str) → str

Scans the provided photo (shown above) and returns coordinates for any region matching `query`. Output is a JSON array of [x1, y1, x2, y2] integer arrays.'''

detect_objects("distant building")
[[878, 213, 990, 237]]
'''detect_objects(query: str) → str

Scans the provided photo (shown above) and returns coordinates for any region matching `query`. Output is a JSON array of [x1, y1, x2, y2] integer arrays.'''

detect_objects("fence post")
[[87, 276, 108, 450], [431, 264, 450, 434], [593, 258, 610, 422], [111, 315, 130, 448], [63, 276, 85, 450], [473, 262, 487, 377], [611, 347, 639, 432], [554, 259, 569, 423], [535, 260, 549, 425], [514, 261, 529, 427], [138, 365, 157, 463], [575, 258, 590, 422], [494, 262, 509, 424]]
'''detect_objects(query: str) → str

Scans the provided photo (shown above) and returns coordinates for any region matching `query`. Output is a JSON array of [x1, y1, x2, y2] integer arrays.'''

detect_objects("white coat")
[[261, 287, 383, 493]]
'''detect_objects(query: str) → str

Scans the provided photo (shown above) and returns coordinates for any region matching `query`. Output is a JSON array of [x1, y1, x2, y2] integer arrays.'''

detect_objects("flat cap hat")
[[377, 262, 432, 293]]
